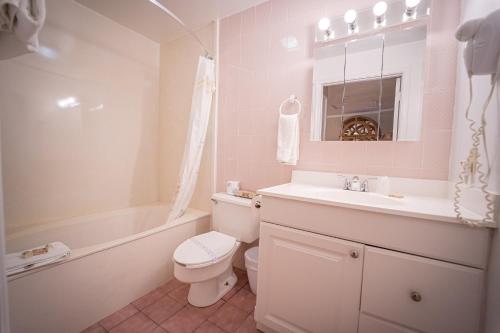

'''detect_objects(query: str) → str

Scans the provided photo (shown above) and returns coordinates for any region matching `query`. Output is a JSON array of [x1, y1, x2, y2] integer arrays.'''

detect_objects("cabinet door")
[[255, 222, 364, 333], [361, 246, 483, 333]]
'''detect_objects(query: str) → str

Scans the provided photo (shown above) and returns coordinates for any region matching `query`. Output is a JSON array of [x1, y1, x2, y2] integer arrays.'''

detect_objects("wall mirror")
[[311, 25, 427, 141]]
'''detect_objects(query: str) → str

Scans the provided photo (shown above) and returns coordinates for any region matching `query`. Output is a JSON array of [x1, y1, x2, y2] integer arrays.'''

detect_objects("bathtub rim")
[[7, 206, 210, 281], [6, 203, 174, 240]]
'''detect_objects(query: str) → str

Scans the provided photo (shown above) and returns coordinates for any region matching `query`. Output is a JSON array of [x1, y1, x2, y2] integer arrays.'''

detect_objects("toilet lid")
[[174, 231, 237, 266]]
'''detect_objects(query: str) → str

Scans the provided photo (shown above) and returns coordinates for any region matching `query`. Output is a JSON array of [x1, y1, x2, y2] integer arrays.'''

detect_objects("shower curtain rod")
[[148, 0, 213, 59]]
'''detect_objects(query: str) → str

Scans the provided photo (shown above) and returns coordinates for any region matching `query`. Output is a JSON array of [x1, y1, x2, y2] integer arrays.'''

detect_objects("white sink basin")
[[311, 188, 403, 206]]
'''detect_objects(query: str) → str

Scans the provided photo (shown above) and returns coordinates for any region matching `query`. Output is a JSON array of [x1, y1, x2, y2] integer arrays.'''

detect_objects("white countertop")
[[257, 182, 488, 225]]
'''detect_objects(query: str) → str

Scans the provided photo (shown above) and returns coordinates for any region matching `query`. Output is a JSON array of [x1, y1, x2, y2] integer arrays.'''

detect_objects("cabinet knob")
[[255, 201, 261, 209], [410, 291, 422, 302], [349, 250, 359, 259]]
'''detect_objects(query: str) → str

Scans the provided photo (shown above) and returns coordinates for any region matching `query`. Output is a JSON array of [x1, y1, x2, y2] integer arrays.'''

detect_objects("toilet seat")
[[174, 231, 237, 267]]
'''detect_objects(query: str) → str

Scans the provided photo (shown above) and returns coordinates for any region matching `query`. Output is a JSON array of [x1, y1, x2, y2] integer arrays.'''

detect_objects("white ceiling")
[[76, 0, 268, 44]]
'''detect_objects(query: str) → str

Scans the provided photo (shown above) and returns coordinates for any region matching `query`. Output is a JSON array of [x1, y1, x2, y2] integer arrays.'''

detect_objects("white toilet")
[[173, 193, 260, 307]]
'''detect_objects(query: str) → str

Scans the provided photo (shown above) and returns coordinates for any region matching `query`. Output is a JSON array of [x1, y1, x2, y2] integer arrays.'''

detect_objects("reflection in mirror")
[[322, 76, 401, 141], [311, 25, 426, 142]]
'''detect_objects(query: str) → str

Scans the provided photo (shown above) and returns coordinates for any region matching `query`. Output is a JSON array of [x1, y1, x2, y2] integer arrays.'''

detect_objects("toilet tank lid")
[[212, 193, 251, 207]]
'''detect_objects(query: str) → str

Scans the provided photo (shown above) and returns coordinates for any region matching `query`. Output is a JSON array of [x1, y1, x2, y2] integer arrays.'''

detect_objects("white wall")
[[449, 1, 500, 332], [0, 0, 161, 233]]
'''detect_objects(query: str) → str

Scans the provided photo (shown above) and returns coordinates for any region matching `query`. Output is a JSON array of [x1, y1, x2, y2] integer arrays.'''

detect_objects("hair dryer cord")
[[453, 76, 496, 227]]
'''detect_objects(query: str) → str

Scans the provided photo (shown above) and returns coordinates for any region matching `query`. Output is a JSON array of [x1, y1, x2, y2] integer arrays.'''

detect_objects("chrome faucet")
[[339, 175, 370, 192], [350, 176, 362, 191]]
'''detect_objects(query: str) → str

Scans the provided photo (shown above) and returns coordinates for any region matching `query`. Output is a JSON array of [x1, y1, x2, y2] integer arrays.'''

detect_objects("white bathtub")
[[6, 204, 210, 333]]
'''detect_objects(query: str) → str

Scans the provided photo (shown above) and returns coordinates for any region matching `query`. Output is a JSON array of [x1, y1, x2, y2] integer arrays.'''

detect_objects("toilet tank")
[[211, 193, 260, 243]]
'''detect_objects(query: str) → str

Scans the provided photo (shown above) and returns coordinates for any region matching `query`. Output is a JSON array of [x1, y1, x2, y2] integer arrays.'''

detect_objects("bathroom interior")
[[0, 0, 499, 332]]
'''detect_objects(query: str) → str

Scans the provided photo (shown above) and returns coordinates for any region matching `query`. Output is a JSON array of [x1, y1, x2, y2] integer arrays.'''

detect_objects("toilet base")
[[187, 266, 237, 307]]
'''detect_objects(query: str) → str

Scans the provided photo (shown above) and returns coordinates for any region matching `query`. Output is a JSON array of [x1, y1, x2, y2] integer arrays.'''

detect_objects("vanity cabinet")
[[255, 222, 364, 333], [255, 198, 486, 333]]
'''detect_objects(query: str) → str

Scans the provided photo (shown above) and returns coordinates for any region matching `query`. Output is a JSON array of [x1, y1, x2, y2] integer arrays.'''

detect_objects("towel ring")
[[279, 95, 302, 116]]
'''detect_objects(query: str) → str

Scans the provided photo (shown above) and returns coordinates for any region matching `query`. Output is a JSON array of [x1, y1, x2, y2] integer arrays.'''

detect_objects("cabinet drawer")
[[361, 247, 483, 333], [358, 314, 418, 333]]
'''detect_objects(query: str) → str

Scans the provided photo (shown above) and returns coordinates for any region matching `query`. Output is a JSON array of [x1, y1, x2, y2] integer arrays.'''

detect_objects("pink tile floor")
[[81, 268, 259, 333]]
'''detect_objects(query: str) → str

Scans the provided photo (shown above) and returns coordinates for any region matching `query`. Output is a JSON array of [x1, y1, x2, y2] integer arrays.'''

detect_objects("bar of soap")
[[21, 244, 50, 259], [234, 190, 256, 199]]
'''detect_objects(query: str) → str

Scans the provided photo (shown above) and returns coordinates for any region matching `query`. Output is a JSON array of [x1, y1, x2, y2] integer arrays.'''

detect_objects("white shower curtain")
[[167, 56, 215, 222]]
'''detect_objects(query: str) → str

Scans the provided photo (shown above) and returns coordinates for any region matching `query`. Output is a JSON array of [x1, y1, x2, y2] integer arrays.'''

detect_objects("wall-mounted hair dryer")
[[456, 9, 500, 78], [453, 9, 500, 227]]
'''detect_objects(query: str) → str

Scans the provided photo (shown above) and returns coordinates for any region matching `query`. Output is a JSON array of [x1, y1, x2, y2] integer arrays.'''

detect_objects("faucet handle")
[[361, 179, 369, 192], [338, 175, 350, 190], [361, 177, 377, 192]]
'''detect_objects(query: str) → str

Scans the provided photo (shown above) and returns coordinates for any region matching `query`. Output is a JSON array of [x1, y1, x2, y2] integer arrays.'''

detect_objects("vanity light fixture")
[[403, 0, 421, 21], [373, 1, 388, 27], [318, 17, 334, 40], [344, 9, 358, 34]]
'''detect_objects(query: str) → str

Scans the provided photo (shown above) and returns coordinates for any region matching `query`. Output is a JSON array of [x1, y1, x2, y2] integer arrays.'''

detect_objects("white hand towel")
[[0, 0, 46, 60], [277, 113, 300, 165], [5, 241, 71, 276]]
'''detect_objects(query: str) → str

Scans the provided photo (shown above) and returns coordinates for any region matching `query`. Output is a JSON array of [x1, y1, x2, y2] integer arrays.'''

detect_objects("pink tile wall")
[[217, 0, 459, 192]]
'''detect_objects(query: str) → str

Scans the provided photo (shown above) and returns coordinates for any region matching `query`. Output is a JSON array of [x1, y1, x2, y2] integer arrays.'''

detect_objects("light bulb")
[[405, 0, 421, 8], [373, 1, 388, 17], [318, 17, 330, 31], [404, 0, 421, 19], [344, 9, 357, 24], [344, 9, 358, 34]]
